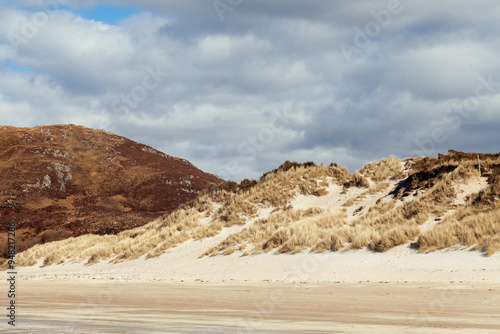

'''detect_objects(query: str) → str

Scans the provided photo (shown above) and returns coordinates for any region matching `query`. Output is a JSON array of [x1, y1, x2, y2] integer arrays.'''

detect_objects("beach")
[[1, 280, 499, 333], [3, 247, 500, 333]]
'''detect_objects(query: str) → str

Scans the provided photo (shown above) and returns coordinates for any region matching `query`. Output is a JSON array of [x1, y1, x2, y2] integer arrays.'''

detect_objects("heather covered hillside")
[[0, 125, 223, 258], [11, 150, 500, 268]]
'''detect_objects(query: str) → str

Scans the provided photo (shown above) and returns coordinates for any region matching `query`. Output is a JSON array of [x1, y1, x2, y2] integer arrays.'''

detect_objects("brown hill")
[[0, 125, 223, 255]]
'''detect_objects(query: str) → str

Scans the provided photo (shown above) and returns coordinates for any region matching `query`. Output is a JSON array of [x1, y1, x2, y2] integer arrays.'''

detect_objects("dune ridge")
[[9, 151, 500, 271]]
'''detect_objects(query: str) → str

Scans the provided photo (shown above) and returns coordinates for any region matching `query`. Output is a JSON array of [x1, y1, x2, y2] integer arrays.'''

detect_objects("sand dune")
[[12, 153, 500, 269]]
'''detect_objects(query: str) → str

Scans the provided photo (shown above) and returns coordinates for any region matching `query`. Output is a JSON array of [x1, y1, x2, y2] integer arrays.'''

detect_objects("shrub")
[[40, 229, 71, 243]]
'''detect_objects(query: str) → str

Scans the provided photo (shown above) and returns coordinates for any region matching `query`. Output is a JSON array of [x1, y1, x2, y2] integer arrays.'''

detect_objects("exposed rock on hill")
[[0, 125, 223, 255]]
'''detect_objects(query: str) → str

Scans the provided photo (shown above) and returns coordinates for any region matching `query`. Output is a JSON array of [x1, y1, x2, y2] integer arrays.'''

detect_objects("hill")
[[0, 125, 223, 257], [10, 150, 500, 268]]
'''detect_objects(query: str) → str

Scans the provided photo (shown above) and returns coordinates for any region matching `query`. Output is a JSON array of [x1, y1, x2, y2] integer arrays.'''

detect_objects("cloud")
[[0, 0, 499, 181]]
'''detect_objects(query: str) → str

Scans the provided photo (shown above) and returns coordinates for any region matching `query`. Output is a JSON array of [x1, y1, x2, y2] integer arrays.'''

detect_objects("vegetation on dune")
[[6, 150, 500, 268], [205, 161, 466, 257], [359, 155, 405, 182], [11, 161, 351, 266], [412, 149, 500, 173], [417, 166, 500, 256]]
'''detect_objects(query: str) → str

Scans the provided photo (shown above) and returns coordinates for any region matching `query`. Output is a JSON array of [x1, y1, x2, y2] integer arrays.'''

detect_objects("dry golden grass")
[[206, 178, 435, 255], [343, 182, 391, 207], [352, 171, 370, 188], [192, 219, 223, 240], [13, 206, 204, 267], [417, 208, 500, 255], [8, 151, 500, 268], [371, 224, 419, 252], [367, 198, 395, 216], [417, 219, 460, 252], [343, 196, 360, 207], [313, 229, 350, 252], [415, 162, 500, 256], [360, 156, 405, 182], [366, 182, 390, 195], [483, 235, 500, 257], [207, 178, 440, 256], [204, 207, 348, 256]]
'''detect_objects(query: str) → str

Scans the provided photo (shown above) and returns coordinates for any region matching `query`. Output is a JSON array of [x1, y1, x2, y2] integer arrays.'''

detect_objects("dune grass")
[[8, 151, 500, 268], [204, 163, 498, 256], [360, 156, 405, 182]]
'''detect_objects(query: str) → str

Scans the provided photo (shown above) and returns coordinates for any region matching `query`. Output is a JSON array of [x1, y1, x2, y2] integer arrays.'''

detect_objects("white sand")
[[18, 239, 500, 284], [454, 175, 489, 205]]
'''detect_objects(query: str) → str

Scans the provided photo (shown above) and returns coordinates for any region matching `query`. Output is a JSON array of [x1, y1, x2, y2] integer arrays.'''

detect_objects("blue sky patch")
[[6, 61, 32, 73], [18, 4, 139, 25], [77, 5, 139, 25]]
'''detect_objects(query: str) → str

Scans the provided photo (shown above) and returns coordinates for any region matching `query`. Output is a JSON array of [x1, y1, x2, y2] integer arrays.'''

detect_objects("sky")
[[0, 0, 499, 181]]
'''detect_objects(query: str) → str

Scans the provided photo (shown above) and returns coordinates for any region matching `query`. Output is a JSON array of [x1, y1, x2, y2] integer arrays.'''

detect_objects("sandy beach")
[[1, 280, 499, 333], [2, 247, 499, 333]]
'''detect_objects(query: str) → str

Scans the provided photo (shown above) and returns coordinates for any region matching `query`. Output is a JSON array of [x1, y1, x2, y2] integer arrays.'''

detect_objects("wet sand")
[[1, 280, 499, 333]]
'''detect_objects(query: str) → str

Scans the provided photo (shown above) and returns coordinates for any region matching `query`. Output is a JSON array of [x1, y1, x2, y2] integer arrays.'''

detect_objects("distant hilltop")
[[0, 125, 223, 257], [11, 149, 500, 268]]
